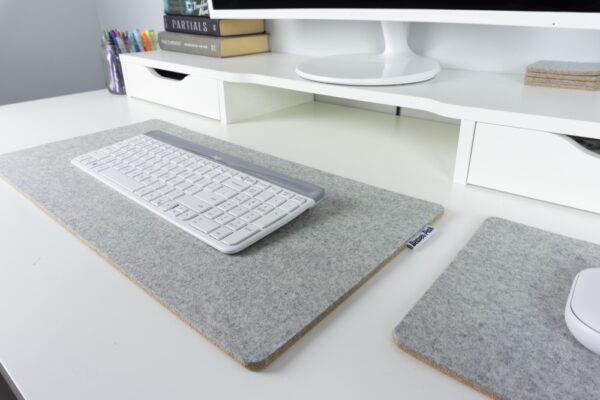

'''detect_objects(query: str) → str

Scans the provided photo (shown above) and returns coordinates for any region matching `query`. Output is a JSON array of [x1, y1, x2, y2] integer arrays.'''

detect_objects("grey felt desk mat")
[[0, 119, 443, 370], [394, 217, 600, 400]]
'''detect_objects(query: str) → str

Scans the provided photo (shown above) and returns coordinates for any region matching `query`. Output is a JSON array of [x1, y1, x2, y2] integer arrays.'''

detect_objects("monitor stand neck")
[[381, 21, 412, 56], [295, 21, 440, 86]]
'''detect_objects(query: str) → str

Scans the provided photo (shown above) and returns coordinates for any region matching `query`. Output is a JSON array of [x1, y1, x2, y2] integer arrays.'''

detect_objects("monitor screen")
[[211, 0, 600, 13]]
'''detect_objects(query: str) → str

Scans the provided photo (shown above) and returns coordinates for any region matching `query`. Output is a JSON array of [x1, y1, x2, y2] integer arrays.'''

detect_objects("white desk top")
[[1, 91, 600, 400]]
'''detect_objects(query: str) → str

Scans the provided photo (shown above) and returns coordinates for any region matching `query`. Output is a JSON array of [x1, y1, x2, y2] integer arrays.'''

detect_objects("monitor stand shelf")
[[120, 51, 600, 193]]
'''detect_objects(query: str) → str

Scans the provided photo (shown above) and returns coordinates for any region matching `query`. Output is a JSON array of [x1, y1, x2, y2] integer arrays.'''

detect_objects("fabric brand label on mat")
[[406, 225, 436, 250]]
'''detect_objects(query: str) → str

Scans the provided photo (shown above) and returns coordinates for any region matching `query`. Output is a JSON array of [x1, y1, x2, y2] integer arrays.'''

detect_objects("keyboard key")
[[280, 200, 299, 213], [218, 200, 237, 211], [159, 185, 176, 195], [100, 168, 144, 192], [253, 209, 286, 229], [222, 225, 260, 246], [149, 181, 166, 191], [241, 211, 261, 223], [232, 193, 251, 204], [292, 195, 307, 204], [190, 216, 219, 233], [229, 205, 249, 217], [245, 186, 262, 197], [256, 181, 270, 190], [177, 210, 198, 221], [170, 177, 185, 186], [176, 194, 211, 213], [204, 208, 223, 219], [255, 203, 274, 215], [134, 187, 154, 197], [267, 186, 282, 194], [210, 226, 233, 240], [194, 177, 212, 187], [176, 181, 193, 191], [223, 178, 250, 191], [280, 190, 294, 199], [255, 191, 274, 202], [168, 205, 187, 217], [205, 182, 223, 192], [214, 187, 237, 199], [185, 184, 203, 195], [151, 196, 171, 207], [204, 170, 220, 179], [143, 191, 162, 202], [194, 190, 226, 206], [226, 219, 247, 231], [242, 198, 261, 209], [214, 213, 234, 225], [159, 200, 178, 211], [168, 189, 185, 199], [267, 195, 286, 207], [213, 174, 229, 183]]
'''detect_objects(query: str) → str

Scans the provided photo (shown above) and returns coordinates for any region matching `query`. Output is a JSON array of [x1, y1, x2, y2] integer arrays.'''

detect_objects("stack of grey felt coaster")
[[525, 60, 600, 91], [0, 119, 443, 370], [394, 217, 600, 400]]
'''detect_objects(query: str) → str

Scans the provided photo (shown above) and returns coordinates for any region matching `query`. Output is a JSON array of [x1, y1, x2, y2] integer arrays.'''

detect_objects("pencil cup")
[[101, 43, 126, 95]]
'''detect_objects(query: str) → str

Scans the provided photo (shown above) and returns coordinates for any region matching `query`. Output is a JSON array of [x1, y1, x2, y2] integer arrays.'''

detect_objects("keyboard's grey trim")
[[145, 130, 326, 203]]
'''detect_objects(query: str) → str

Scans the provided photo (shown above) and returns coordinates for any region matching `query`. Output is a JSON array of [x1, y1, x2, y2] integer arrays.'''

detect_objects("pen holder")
[[101, 43, 126, 95]]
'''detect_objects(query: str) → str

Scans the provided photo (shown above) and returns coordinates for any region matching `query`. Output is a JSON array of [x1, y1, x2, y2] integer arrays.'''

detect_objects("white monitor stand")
[[295, 22, 440, 86]]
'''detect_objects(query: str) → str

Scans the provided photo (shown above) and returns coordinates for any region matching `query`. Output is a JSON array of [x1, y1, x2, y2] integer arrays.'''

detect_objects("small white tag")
[[406, 225, 436, 250]]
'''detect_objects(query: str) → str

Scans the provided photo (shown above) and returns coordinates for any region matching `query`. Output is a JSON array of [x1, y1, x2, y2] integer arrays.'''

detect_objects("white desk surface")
[[1, 90, 599, 400]]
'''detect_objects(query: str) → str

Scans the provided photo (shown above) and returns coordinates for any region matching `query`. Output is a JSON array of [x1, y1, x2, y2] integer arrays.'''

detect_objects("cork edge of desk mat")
[[393, 338, 499, 400], [0, 142, 444, 371]]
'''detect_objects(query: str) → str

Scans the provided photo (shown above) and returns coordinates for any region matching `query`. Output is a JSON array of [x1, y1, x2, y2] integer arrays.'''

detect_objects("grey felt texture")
[[0, 119, 443, 369], [527, 60, 600, 76], [394, 217, 600, 400]]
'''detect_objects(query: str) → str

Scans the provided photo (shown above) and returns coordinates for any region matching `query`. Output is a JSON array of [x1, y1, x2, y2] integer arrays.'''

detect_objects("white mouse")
[[565, 268, 600, 355]]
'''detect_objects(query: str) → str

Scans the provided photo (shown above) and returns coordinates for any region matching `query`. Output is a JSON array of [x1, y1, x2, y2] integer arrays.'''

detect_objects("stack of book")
[[159, 0, 268, 58], [525, 60, 600, 91]]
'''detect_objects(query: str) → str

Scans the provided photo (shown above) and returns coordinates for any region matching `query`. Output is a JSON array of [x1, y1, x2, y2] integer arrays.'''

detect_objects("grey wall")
[[0, 0, 105, 106], [94, 1, 163, 33]]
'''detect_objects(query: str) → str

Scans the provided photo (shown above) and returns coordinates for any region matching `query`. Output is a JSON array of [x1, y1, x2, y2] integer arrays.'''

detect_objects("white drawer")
[[122, 62, 220, 120], [468, 123, 600, 214]]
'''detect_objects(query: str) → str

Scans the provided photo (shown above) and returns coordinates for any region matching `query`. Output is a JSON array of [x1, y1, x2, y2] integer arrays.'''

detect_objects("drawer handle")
[[564, 135, 600, 160], [148, 67, 189, 81]]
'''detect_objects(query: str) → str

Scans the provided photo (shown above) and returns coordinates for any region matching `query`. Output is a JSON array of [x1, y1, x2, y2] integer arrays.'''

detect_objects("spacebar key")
[[100, 168, 144, 192]]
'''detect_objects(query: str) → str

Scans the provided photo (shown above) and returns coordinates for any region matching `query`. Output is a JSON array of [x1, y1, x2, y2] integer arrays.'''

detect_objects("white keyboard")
[[72, 131, 324, 254]]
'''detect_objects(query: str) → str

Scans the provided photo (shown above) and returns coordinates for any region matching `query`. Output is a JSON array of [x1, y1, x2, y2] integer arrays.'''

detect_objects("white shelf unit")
[[120, 51, 600, 213]]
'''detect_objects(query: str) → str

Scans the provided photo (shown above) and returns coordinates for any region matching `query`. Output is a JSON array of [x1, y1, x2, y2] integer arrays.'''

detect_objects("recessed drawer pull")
[[565, 135, 600, 159], [149, 67, 189, 81]]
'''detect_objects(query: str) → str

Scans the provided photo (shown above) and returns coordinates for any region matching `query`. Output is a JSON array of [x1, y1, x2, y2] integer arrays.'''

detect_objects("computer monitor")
[[208, 1, 600, 85]]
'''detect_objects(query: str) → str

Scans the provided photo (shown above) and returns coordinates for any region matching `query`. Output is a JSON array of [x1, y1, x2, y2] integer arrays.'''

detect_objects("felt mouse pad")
[[0, 119, 443, 370], [394, 217, 600, 399]]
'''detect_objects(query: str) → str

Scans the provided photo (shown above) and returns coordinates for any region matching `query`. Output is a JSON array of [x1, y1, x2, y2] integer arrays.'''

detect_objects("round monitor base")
[[296, 53, 441, 86]]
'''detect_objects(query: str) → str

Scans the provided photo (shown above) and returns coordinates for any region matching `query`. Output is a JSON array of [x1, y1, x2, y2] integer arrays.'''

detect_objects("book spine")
[[164, 15, 220, 36], [164, 0, 210, 17], [158, 31, 221, 57]]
